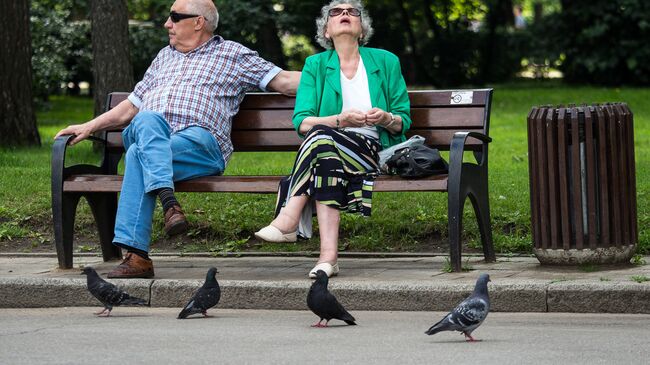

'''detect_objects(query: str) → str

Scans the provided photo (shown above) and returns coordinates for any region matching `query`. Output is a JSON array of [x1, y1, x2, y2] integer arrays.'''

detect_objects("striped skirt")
[[275, 125, 381, 219]]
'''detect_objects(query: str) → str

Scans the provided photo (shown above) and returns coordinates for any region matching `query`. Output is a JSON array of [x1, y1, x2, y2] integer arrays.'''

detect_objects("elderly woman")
[[255, 0, 411, 278]]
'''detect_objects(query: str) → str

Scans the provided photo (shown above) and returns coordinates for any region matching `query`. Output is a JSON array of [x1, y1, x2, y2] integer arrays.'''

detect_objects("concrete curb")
[[2, 277, 648, 313]]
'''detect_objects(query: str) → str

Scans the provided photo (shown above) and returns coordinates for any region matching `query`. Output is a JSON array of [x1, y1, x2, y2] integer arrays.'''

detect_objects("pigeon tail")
[[424, 320, 449, 335], [120, 295, 148, 306], [344, 319, 357, 326], [177, 308, 196, 319]]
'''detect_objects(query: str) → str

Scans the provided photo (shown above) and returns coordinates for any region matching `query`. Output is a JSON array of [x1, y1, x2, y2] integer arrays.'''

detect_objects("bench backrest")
[[105, 89, 492, 152]]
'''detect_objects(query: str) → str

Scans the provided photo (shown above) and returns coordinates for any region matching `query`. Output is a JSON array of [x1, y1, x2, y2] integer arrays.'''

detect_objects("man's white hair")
[[186, 0, 219, 33]]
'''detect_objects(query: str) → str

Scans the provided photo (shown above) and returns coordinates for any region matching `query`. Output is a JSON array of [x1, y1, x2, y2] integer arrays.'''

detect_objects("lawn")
[[0, 81, 648, 255]]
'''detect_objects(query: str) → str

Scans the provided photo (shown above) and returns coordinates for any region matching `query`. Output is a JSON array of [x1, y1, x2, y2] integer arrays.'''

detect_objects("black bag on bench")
[[385, 145, 448, 179]]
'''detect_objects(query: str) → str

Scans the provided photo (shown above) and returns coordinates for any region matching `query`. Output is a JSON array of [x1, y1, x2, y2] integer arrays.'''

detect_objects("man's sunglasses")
[[169, 11, 200, 23], [328, 7, 361, 17]]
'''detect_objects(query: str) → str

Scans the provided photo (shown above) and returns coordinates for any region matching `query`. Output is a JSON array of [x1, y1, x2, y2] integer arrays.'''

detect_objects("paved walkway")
[[1, 254, 649, 313]]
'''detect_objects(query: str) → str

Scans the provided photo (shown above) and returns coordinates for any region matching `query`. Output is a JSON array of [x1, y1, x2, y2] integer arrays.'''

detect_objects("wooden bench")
[[52, 89, 495, 272]]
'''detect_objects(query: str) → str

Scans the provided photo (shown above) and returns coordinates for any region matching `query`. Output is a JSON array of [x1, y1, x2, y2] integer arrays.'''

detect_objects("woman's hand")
[[338, 109, 367, 128], [364, 108, 390, 126]]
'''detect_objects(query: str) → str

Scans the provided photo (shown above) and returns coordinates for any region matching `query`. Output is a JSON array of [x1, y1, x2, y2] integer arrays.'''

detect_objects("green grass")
[[630, 275, 650, 283], [0, 82, 649, 254]]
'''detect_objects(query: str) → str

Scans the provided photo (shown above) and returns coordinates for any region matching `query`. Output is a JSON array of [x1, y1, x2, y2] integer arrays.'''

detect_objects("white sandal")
[[254, 225, 297, 243], [309, 262, 340, 278]]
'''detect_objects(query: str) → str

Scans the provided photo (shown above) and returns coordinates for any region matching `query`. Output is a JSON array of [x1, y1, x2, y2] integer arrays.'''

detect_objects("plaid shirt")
[[128, 36, 280, 162]]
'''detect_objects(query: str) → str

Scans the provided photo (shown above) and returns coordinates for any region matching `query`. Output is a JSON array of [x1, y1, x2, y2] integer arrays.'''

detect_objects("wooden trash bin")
[[527, 103, 638, 264]]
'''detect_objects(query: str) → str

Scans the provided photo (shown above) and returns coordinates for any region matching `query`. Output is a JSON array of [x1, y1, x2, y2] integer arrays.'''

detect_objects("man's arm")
[[54, 99, 139, 145], [267, 70, 301, 96]]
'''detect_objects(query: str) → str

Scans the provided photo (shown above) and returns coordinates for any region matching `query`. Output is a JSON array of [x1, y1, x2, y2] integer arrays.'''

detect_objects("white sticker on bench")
[[450, 91, 473, 104]]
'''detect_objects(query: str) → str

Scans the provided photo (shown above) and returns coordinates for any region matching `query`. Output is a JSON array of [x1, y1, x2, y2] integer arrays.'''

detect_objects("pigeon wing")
[[426, 297, 488, 335], [89, 279, 122, 307], [323, 292, 356, 324], [449, 297, 489, 332], [178, 284, 221, 319]]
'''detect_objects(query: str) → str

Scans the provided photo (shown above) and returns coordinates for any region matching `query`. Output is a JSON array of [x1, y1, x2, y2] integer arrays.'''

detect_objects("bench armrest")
[[51, 133, 116, 180], [449, 131, 491, 169]]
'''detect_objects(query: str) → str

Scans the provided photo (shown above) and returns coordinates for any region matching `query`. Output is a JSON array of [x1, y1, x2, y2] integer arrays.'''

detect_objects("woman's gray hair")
[[187, 0, 219, 33], [315, 0, 374, 50]]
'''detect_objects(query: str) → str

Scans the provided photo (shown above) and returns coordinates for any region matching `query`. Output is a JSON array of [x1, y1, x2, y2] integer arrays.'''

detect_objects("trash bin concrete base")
[[527, 103, 638, 265], [534, 245, 635, 265]]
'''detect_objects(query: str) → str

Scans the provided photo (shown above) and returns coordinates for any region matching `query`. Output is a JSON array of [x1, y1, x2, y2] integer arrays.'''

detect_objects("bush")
[[30, 1, 76, 99], [558, 0, 650, 85], [129, 23, 168, 81]]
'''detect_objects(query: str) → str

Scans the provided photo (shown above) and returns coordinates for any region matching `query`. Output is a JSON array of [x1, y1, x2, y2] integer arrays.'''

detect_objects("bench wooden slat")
[[408, 89, 489, 107], [240, 93, 296, 109], [405, 129, 486, 149], [231, 107, 487, 130], [410, 107, 486, 128], [231, 131, 303, 151], [233, 110, 295, 130], [63, 174, 448, 193], [106, 128, 486, 152], [107, 90, 492, 110]]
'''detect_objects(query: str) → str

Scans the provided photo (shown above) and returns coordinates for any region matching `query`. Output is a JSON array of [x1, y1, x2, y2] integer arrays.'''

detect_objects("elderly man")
[[55, 0, 300, 278]]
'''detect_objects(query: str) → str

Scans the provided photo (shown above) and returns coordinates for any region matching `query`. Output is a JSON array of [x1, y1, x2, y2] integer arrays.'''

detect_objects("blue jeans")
[[112, 111, 225, 252]]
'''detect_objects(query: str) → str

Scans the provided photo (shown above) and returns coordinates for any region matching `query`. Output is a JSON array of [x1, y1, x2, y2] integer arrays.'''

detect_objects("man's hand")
[[53, 99, 138, 146], [54, 122, 96, 146]]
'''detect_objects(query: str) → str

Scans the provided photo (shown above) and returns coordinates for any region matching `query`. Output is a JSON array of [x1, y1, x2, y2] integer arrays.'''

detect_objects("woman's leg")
[[271, 195, 308, 233], [315, 202, 340, 264]]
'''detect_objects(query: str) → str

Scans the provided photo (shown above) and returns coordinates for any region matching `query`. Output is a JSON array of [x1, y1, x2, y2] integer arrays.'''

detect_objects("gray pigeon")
[[81, 267, 148, 317], [178, 267, 221, 319], [307, 269, 356, 327], [425, 273, 491, 341]]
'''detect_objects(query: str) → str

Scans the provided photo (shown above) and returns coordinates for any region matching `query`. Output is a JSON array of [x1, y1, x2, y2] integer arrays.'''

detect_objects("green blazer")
[[292, 47, 412, 149]]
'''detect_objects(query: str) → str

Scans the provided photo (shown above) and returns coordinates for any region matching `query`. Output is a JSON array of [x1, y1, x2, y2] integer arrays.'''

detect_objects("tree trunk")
[[0, 0, 41, 147], [533, 2, 544, 24], [90, 0, 133, 117], [480, 0, 514, 83], [257, 17, 287, 70]]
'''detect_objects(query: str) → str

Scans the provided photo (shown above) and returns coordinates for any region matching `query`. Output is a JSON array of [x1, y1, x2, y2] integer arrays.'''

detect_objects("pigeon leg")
[[202, 311, 213, 318], [94, 308, 108, 316], [464, 333, 480, 342], [98, 309, 112, 317], [311, 319, 325, 328]]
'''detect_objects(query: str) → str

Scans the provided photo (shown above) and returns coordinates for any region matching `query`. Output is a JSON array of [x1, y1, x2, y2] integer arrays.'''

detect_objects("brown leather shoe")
[[107, 252, 154, 278], [164, 204, 189, 236]]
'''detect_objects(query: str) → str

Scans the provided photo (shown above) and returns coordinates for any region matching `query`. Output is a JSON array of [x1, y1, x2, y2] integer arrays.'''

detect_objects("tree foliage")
[[557, 0, 650, 85], [27, 0, 650, 93]]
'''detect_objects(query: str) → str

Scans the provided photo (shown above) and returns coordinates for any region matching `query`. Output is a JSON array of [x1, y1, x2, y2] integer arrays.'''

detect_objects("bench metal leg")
[[85, 192, 122, 262], [468, 191, 496, 263], [447, 190, 465, 273], [53, 193, 81, 269]]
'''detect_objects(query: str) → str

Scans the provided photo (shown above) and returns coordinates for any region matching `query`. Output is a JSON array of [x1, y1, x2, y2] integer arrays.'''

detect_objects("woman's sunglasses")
[[328, 8, 361, 17], [169, 11, 200, 23]]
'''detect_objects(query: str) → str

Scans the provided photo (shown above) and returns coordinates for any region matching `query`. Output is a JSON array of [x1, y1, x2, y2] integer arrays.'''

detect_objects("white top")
[[340, 57, 379, 141]]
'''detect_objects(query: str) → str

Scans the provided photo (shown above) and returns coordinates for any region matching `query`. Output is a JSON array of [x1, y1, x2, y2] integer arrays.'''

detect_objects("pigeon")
[[307, 269, 356, 327], [81, 267, 148, 317], [177, 267, 221, 319], [425, 273, 491, 341]]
